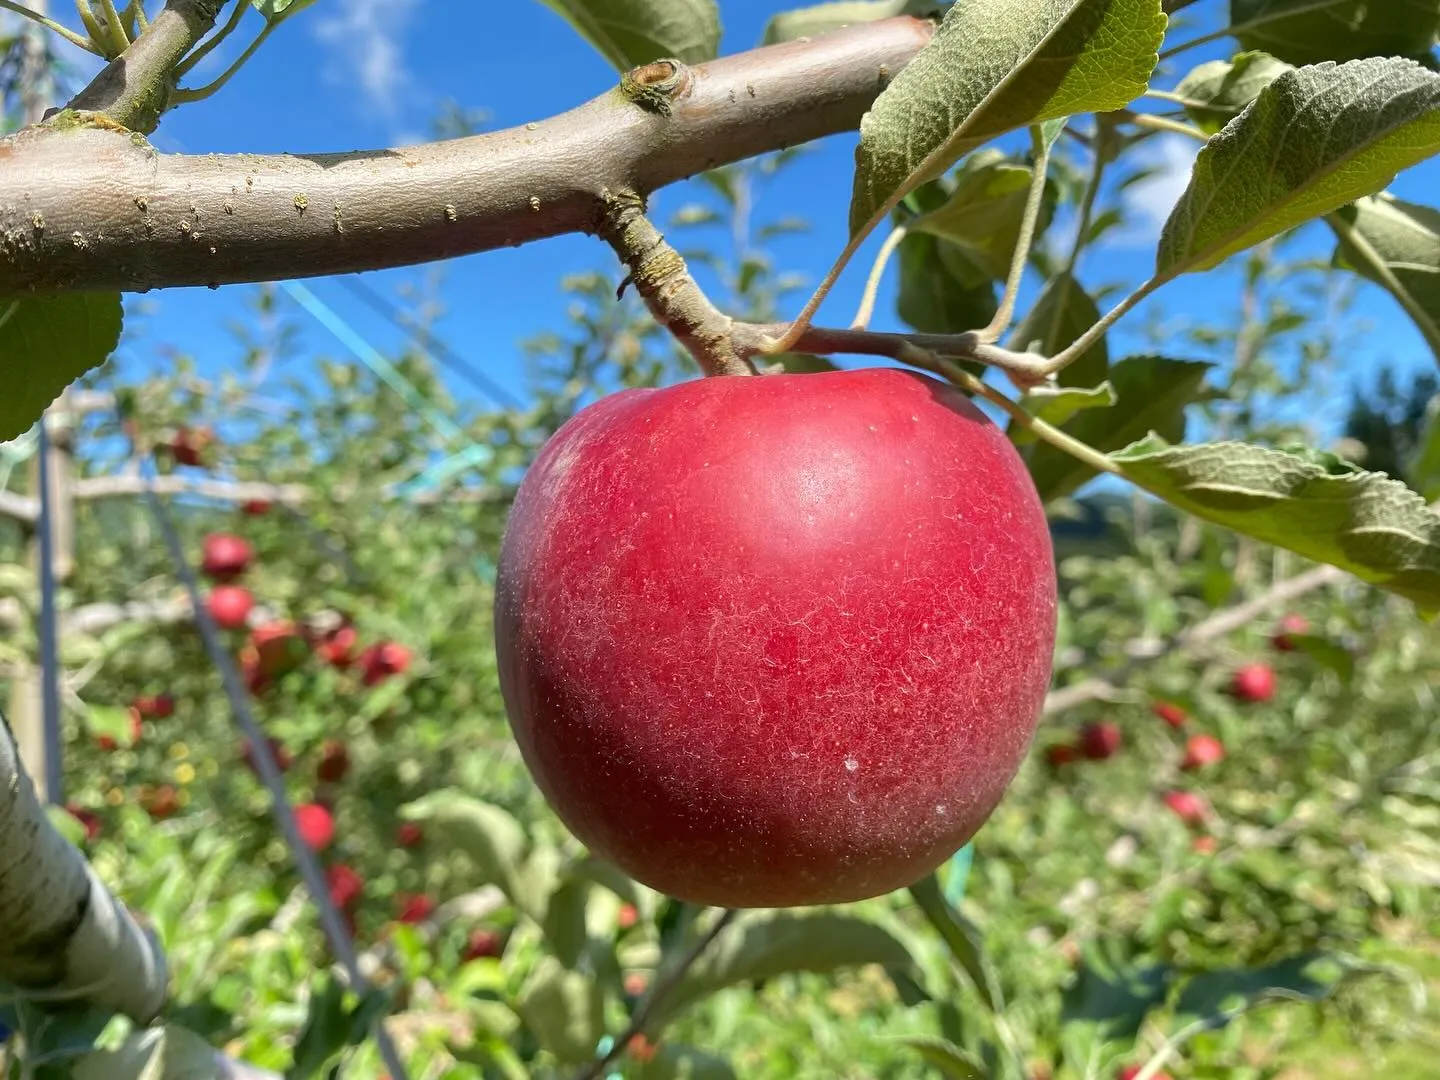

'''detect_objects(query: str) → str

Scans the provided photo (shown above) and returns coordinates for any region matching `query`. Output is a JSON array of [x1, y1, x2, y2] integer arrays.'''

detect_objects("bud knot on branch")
[[619, 59, 694, 116]]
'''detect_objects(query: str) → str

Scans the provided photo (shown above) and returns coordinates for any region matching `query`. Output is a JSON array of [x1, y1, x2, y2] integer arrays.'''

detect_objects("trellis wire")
[[35, 418, 63, 804], [137, 451, 410, 1080]]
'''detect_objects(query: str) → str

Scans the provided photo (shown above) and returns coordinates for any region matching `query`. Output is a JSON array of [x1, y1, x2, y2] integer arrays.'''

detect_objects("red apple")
[[319, 625, 360, 670], [617, 902, 639, 929], [250, 621, 309, 678], [294, 803, 335, 852], [207, 584, 254, 630], [326, 864, 364, 911], [241, 498, 272, 516], [495, 369, 1056, 907], [627, 1035, 659, 1064], [1272, 613, 1309, 652], [1231, 663, 1276, 703], [462, 928, 504, 962], [623, 972, 649, 998], [141, 784, 179, 820], [1192, 834, 1217, 855], [66, 803, 103, 842], [1079, 722, 1121, 761], [1151, 701, 1186, 729], [134, 693, 175, 719], [167, 425, 214, 467], [1162, 789, 1209, 827], [360, 641, 412, 687], [1181, 733, 1225, 771], [316, 740, 350, 784], [201, 533, 253, 581], [396, 893, 435, 924], [1045, 743, 1078, 767], [396, 821, 424, 848]]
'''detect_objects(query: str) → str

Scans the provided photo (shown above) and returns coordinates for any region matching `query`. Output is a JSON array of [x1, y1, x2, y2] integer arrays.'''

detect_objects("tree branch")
[[1041, 564, 1345, 715], [0, 712, 168, 1023], [64, 0, 227, 132], [0, 17, 934, 295]]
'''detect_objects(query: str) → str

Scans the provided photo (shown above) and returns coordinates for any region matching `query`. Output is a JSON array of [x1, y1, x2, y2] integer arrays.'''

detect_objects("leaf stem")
[[977, 124, 1052, 343], [1041, 276, 1164, 376], [0, 0, 101, 54], [1158, 0, 1345, 62], [1325, 210, 1440, 360], [174, 0, 249, 78], [575, 908, 738, 1080], [896, 342, 1120, 476], [850, 225, 907, 330], [170, 20, 276, 105], [1129, 111, 1208, 143], [764, 229, 865, 353]]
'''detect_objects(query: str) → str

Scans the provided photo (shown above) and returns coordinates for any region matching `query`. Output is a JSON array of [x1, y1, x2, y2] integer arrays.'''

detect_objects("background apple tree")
[[1, 0, 1439, 1078]]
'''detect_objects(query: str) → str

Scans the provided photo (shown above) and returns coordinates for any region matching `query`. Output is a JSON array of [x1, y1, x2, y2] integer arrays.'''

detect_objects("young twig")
[[575, 908, 738, 1080], [977, 124, 1053, 342], [850, 226, 908, 330], [0, 0, 101, 54]]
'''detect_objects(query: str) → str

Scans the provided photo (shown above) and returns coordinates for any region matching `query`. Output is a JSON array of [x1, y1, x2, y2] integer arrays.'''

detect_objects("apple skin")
[[1079, 721, 1121, 760], [202, 533, 254, 581], [495, 369, 1057, 907], [1181, 733, 1225, 771], [1151, 701, 1187, 729], [1272, 613, 1309, 651], [207, 584, 254, 630]]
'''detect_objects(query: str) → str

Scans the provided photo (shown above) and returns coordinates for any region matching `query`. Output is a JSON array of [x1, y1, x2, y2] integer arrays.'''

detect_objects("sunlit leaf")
[[1110, 436, 1440, 614], [1330, 193, 1440, 362], [763, 0, 944, 45], [1229, 0, 1440, 66], [1156, 58, 1440, 278], [0, 293, 121, 442], [534, 0, 721, 70], [516, 956, 607, 1064], [1027, 355, 1210, 502], [1015, 381, 1117, 440], [850, 0, 1164, 236], [1172, 51, 1294, 134], [73, 1023, 222, 1079]]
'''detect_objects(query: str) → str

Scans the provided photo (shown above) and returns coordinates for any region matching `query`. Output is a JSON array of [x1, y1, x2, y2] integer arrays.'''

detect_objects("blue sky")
[[19, 1, 1440, 437]]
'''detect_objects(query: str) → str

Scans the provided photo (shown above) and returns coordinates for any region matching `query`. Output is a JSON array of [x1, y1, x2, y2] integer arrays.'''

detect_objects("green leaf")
[[540, 875, 591, 968], [896, 230, 998, 333], [1172, 51, 1294, 134], [849, 0, 1165, 236], [73, 1024, 221, 1080], [763, 0, 943, 45], [1156, 58, 1440, 279], [88, 704, 139, 748], [1330, 194, 1440, 362], [1027, 355, 1211, 502], [635, 1043, 738, 1080], [1173, 952, 1333, 1023], [287, 979, 349, 1080], [1014, 381, 1117, 442], [534, 0, 721, 70], [250, 0, 320, 21], [1409, 396, 1440, 501], [1110, 437, 1440, 614], [897, 1035, 991, 1079], [0, 294, 121, 442], [909, 150, 1056, 285], [515, 956, 606, 1064], [401, 791, 528, 910], [1230, 0, 1440, 67], [909, 874, 1003, 1012], [656, 910, 918, 1025], [1286, 632, 1356, 682], [1008, 270, 1108, 386], [1061, 937, 1172, 1038]]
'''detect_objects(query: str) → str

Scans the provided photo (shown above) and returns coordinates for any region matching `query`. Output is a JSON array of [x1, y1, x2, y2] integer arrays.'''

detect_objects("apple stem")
[[597, 191, 758, 377]]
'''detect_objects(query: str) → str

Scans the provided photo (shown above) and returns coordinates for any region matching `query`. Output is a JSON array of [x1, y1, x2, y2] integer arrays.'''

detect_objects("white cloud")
[[1108, 133, 1199, 249], [311, 0, 422, 118]]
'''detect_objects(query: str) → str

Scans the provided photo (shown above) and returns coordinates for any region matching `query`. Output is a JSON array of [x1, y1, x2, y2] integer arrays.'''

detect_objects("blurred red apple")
[[627, 1035, 659, 1064], [97, 706, 143, 751], [207, 584, 254, 630], [316, 740, 350, 784], [319, 625, 359, 670], [250, 621, 309, 678], [241, 498, 272, 516], [617, 903, 638, 929], [134, 693, 175, 719], [66, 803, 103, 842], [1231, 663, 1276, 703], [396, 821, 424, 848], [167, 425, 214, 467], [1162, 790, 1209, 827], [141, 784, 179, 820], [1045, 743, 1078, 767], [462, 928, 504, 961], [1151, 701, 1186, 729], [360, 641, 413, 687], [396, 893, 435, 924], [201, 533, 253, 581], [326, 864, 364, 911], [1272, 613, 1310, 651], [1181, 733, 1225, 771], [294, 803, 335, 852], [1079, 722, 1121, 761]]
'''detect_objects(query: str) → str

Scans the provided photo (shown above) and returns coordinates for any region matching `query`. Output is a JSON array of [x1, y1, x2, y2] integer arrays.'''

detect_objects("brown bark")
[[0, 17, 934, 295]]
